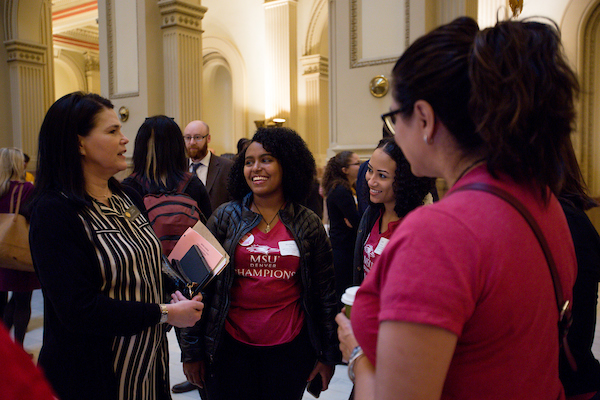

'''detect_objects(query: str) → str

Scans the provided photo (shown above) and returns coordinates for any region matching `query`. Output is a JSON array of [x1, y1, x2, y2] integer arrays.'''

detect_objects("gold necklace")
[[88, 188, 111, 199], [254, 202, 283, 233]]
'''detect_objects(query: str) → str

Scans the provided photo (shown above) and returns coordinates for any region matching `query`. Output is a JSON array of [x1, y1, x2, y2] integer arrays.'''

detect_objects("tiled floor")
[[19, 288, 600, 399]]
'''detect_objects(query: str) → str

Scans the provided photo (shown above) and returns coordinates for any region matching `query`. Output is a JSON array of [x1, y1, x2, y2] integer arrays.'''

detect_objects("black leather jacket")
[[179, 193, 341, 365]]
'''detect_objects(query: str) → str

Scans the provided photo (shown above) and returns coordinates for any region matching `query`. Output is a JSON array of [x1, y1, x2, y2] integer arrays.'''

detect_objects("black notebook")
[[162, 244, 214, 299]]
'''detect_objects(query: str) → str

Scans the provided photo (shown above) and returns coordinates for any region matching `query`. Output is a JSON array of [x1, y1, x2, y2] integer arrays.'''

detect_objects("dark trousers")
[[205, 327, 316, 400]]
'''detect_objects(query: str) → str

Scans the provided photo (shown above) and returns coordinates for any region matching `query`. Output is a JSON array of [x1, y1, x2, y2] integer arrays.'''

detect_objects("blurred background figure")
[[0, 147, 38, 347], [22, 153, 34, 183], [322, 151, 361, 307], [183, 120, 233, 212]]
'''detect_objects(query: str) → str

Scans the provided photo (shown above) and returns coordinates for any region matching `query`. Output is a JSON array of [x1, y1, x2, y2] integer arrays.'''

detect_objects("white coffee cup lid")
[[341, 286, 360, 305]]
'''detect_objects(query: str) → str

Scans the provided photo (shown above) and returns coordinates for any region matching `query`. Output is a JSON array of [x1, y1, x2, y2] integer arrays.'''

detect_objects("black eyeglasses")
[[381, 108, 402, 135], [183, 133, 209, 142]]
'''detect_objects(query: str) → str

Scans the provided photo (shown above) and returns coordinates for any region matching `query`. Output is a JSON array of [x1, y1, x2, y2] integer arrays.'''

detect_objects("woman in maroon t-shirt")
[[181, 127, 340, 400]]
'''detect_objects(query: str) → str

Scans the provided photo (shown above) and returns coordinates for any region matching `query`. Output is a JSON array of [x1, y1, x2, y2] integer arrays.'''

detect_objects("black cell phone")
[[307, 373, 322, 398]]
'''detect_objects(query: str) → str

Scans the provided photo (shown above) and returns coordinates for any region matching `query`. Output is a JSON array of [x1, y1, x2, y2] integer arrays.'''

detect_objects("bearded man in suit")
[[183, 120, 233, 212]]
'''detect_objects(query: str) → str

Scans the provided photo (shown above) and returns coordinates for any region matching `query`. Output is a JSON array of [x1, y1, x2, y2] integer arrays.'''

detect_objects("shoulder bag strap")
[[453, 182, 577, 370], [9, 183, 25, 217]]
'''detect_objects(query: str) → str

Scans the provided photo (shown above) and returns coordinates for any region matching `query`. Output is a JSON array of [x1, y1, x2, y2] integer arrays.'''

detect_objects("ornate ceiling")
[[52, 0, 98, 52]]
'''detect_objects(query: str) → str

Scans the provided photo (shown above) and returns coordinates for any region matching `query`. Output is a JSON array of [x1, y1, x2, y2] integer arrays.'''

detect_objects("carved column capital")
[[158, 0, 207, 31], [84, 51, 100, 72], [4, 40, 47, 65], [301, 55, 328, 77]]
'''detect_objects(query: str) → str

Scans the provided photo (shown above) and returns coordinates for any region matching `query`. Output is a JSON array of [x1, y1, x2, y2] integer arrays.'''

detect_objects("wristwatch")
[[159, 304, 169, 324], [347, 345, 365, 382]]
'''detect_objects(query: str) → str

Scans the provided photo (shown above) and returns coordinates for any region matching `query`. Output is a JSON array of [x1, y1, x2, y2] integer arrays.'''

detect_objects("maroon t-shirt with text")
[[225, 221, 304, 345]]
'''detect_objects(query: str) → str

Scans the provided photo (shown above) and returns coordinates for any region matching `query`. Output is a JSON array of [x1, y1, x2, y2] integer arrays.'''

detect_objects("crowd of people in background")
[[0, 14, 600, 400]]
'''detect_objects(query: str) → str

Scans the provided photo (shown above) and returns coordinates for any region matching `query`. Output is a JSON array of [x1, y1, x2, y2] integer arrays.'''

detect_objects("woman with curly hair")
[[352, 137, 435, 283], [321, 150, 361, 306], [179, 127, 341, 400]]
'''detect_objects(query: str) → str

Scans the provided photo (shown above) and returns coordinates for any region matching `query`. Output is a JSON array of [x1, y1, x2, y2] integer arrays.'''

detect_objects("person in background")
[[353, 137, 434, 284], [322, 151, 361, 308], [29, 92, 204, 400], [341, 17, 577, 400], [236, 137, 251, 155], [174, 119, 235, 394], [179, 127, 340, 400], [557, 140, 600, 400], [121, 115, 212, 225], [337, 137, 435, 399], [22, 153, 34, 183], [0, 148, 38, 347], [183, 120, 233, 211], [123, 116, 212, 397]]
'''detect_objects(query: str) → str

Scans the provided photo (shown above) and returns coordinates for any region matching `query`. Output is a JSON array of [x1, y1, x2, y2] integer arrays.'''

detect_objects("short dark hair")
[[130, 115, 188, 192], [321, 151, 355, 196], [228, 127, 316, 203], [366, 137, 435, 217], [469, 18, 580, 200], [32, 92, 115, 208], [392, 17, 480, 152]]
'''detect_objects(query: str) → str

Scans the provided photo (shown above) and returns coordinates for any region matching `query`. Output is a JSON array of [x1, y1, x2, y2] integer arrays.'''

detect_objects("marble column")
[[478, 0, 508, 29], [84, 52, 101, 94], [264, 0, 298, 128], [5, 40, 49, 158], [158, 0, 207, 125], [301, 54, 328, 166]]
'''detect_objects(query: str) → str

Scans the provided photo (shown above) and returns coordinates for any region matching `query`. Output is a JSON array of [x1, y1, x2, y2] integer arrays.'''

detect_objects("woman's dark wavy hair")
[[363, 137, 435, 217], [31, 91, 118, 209], [470, 18, 580, 201], [321, 151, 355, 196], [391, 17, 481, 152], [130, 115, 188, 192], [227, 127, 316, 203]]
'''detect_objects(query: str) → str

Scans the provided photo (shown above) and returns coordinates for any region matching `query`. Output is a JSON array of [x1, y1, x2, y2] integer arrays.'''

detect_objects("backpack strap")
[[452, 182, 577, 371], [176, 172, 194, 194]]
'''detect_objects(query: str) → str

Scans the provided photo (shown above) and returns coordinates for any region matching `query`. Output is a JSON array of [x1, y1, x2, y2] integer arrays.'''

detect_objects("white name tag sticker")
[[374, 237, 390, 255], [279, 240, 300, 257]]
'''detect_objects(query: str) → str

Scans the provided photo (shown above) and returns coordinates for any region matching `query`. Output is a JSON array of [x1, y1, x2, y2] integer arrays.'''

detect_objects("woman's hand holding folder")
[[164, 290, 204, 328]]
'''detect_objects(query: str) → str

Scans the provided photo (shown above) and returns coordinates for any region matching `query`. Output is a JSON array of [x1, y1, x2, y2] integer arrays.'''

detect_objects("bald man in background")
[[183, 120, 233, 212]]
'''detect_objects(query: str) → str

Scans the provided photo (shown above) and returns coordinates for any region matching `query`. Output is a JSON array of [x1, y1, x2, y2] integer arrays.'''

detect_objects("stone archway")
[[300, 0, 329, 166], [202, 36, 247, 145]]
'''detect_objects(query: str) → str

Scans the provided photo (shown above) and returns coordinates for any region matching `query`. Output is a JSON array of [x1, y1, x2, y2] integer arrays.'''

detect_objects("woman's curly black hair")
[[227, 127, 316, 203], [362, 137, 435, 217]]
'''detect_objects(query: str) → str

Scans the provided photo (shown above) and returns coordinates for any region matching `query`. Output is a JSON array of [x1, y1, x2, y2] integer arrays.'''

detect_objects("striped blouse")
[[80, 192, 169, 400]]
